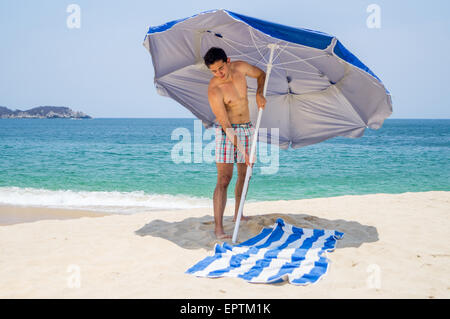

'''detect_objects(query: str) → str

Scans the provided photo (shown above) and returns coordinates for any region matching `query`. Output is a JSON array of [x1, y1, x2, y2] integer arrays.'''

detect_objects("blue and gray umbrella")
[[143, 9, 392, 242]]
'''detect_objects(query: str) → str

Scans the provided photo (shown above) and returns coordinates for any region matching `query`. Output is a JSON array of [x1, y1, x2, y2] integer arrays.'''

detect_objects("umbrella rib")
[[270, 67, 288, 79], [272, 41, 290, 62], [268, 41, 327, 52], [274, 66, 321, 76], [271, 41, 292, 79], [226, 36, 291, 90], [220, 37, 268, 66], [271, 42, 291, 91], [279, 49, 323, 74], [249, 27, 268, 64], [228, 50, 267, 67], [247, 47, 270, 68], [218, 34, 268, 49], [274, 54, 329, 67]]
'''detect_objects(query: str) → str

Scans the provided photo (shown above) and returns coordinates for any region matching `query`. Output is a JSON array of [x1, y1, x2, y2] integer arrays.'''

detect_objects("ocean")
[[0, 118, 449, 214]]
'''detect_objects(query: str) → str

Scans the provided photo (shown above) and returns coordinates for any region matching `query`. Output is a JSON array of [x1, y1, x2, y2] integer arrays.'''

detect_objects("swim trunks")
[[215, 122, 254, 163]]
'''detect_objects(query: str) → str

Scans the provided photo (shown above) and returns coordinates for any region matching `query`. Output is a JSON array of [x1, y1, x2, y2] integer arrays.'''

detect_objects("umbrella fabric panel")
[[280, 42, 347, 86], [334, 40, 385, 90], [147, 10, 239, 78], [146, 29, 198, 79], [336, 67, 392, 130], [156, 64, 215, 125], [243, 39, 337, 96], [247, 95, 292, 149], [251, 86, 368, 149], [288, 85, 367, 148]]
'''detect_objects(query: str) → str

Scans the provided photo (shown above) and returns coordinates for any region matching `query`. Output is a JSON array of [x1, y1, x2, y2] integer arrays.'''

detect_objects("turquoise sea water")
[[0, 118, 449, 213]]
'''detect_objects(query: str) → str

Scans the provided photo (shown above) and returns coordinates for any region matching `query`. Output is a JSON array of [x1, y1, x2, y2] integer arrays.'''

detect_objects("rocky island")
[[0, 106, 92, 119]]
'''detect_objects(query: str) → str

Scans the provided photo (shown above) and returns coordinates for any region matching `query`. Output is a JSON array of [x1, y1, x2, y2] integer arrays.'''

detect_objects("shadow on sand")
[[135, 212, 378, 251]]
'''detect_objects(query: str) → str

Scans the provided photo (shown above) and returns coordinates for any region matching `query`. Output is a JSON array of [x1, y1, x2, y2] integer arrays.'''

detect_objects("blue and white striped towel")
[[186, 218, 344, 285]]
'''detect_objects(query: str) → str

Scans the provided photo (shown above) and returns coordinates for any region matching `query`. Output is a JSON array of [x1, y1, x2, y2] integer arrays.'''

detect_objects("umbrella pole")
[[232, 43, 278, 244]]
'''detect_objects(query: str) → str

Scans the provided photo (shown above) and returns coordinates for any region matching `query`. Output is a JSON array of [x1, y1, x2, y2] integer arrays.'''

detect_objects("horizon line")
[[70, 117, 450, 120], [1, 117, 450, 120]]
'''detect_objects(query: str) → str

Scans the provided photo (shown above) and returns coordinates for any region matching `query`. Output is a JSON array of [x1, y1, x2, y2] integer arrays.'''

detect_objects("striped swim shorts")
[[215, 122, 254, 163]]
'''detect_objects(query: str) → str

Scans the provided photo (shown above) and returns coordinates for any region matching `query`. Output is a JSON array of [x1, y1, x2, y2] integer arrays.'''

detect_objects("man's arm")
[[208, 86, 248, 162], [237, 61, 266, 109]]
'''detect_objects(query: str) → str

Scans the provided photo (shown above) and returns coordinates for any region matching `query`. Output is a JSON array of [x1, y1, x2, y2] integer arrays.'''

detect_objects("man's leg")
[[213, 162, 234, 238], [233, 162, 251, 222], [233, 123, 254, 222]]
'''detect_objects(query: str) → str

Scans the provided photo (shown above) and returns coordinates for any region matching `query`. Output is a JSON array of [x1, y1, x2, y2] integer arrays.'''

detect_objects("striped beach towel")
[[186, 219, 344, 285]]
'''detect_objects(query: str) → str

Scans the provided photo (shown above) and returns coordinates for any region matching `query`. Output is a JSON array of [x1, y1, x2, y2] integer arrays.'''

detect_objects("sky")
[[0, 0, 449, 118]]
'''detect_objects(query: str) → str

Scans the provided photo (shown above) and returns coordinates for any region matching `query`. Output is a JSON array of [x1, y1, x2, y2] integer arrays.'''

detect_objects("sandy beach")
[[0, 205, 108, 226], [0, 191, 449, 299]]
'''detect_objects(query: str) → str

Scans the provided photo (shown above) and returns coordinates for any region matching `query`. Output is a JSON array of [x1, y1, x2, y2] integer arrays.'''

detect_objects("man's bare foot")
[[232, 215, 250, 222], [215, 231, 232, 240]]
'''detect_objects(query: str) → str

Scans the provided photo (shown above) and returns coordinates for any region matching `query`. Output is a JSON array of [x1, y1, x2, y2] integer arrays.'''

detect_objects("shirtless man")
[[203, 47, 266, 239]]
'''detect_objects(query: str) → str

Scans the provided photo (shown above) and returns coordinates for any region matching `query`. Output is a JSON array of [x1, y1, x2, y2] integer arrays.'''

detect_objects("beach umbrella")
[[143, 9, 392, 243]]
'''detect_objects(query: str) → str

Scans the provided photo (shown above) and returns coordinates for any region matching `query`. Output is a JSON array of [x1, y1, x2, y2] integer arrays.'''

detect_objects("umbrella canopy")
[[143, 9, 392, 149]]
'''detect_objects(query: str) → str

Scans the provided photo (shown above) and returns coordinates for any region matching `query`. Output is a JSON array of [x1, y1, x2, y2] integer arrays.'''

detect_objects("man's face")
[[208, 58, 230, 80]]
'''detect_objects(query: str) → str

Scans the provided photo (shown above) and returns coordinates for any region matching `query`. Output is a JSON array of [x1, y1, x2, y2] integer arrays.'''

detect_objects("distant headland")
[[0, 106, 92, 119]]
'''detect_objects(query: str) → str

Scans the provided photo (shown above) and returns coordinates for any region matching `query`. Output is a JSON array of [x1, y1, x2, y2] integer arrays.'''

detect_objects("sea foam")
[[0, 186, 214, 214]]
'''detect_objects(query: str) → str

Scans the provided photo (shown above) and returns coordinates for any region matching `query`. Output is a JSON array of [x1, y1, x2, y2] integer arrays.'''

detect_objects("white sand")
[[0, 191, 449, 298]]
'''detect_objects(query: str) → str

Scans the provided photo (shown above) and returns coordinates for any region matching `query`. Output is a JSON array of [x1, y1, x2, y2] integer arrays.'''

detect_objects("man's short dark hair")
[[203, 47, 227, 67]]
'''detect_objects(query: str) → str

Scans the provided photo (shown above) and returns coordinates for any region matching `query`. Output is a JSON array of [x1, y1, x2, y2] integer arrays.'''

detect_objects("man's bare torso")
[[209, 61, 250, 124]]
